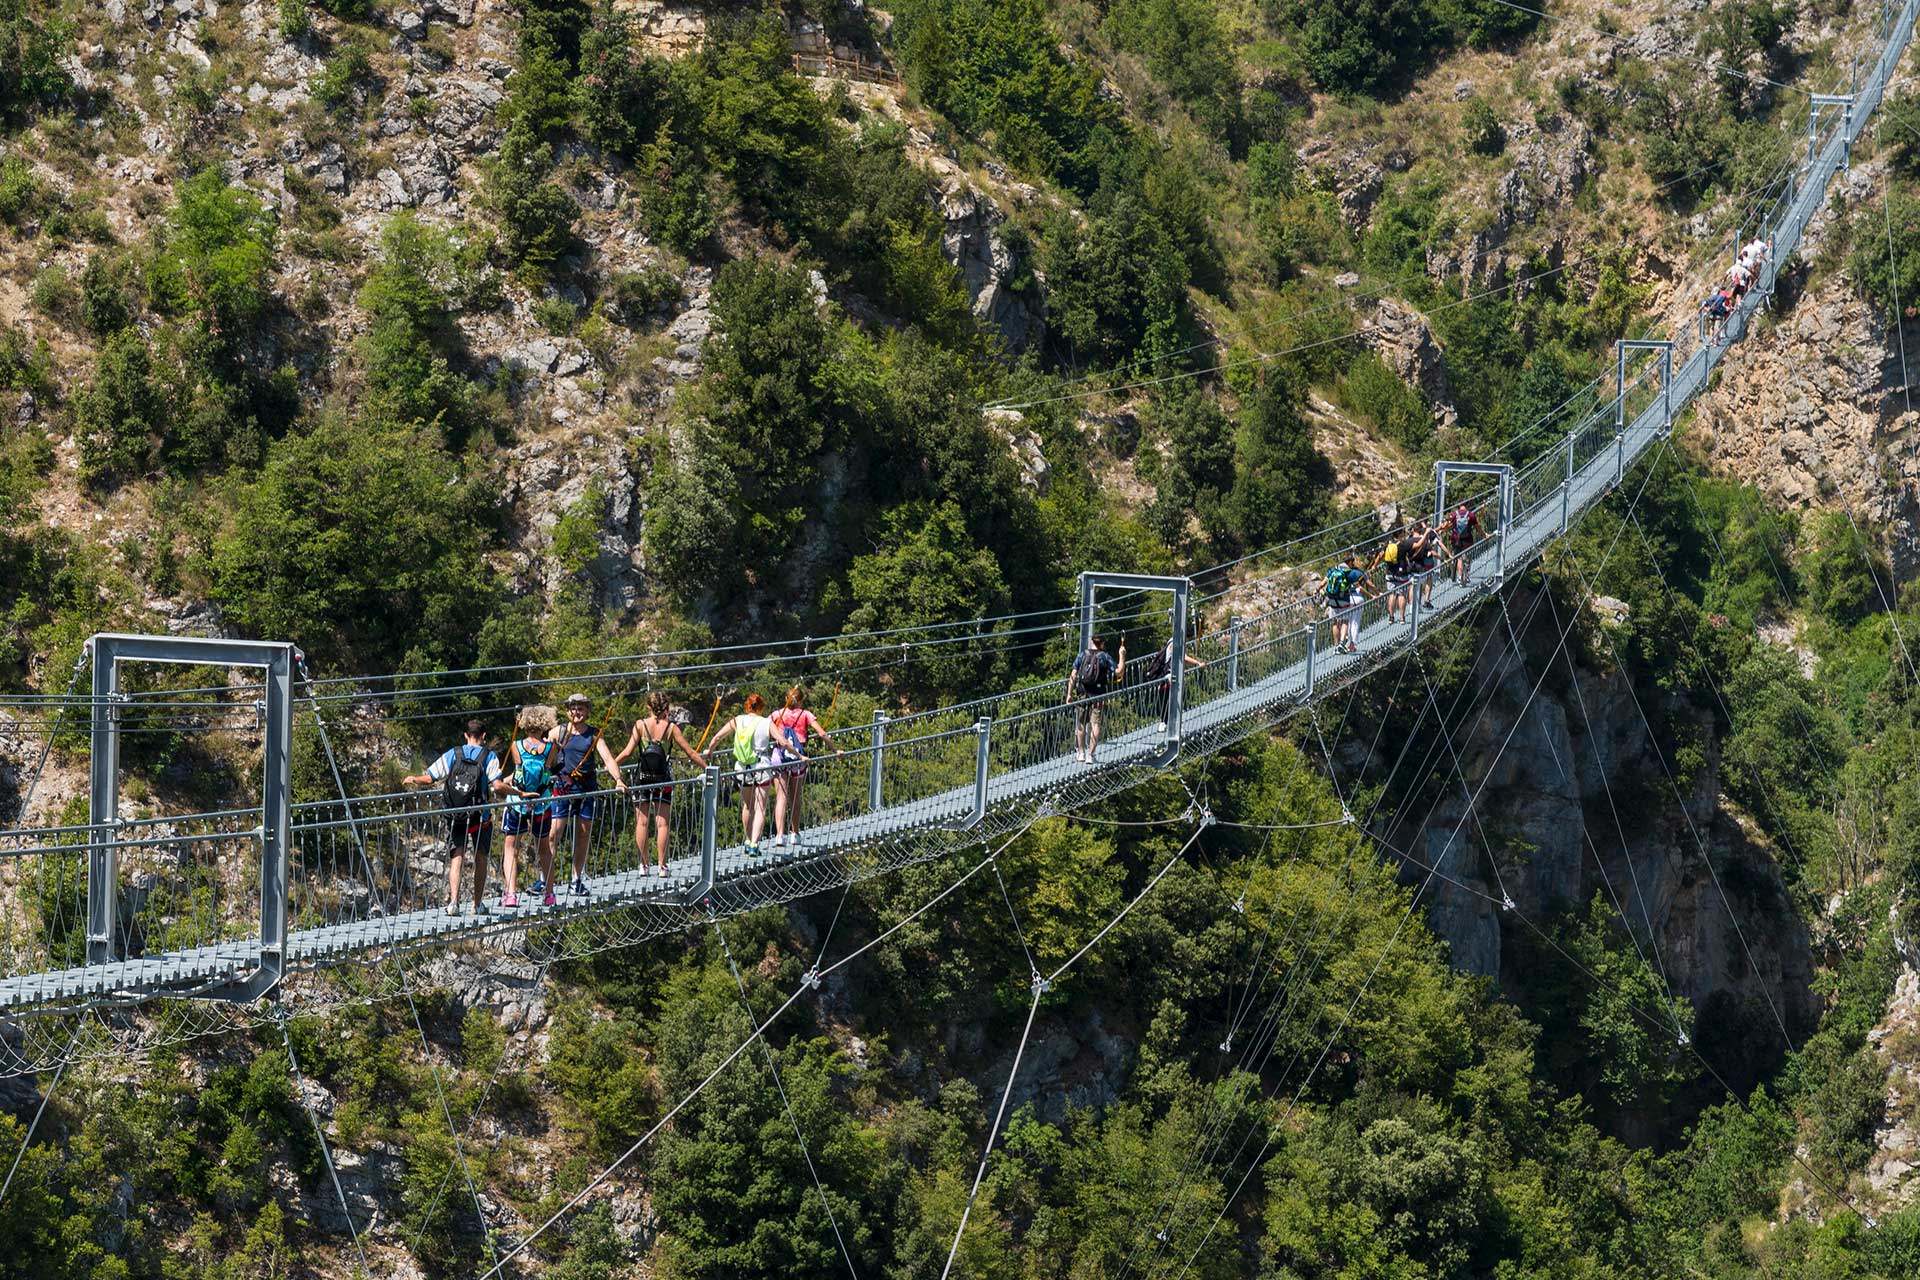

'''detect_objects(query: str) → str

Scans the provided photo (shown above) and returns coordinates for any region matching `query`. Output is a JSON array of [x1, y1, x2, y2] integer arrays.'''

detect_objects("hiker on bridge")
[[1445, 503, 1483, 584], [402, 719, 510, 917], [1702, 286, 1734, 346], [1409, 517, 1439, 607], [1739, 235, 1770, 289], [712, 694, 778, 856], [1067, 634, 1126, 763], [502, 704, 560, 909], [547, 692, 626, 900], [1149, 630, 1206, 732], [1371, 532, 1414, 624], [1324, 550, 1374, 654], [614, 691, 706, 879], [769, 686, 841, 848]]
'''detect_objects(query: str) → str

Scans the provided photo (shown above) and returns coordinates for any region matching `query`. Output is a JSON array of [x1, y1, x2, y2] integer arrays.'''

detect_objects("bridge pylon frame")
[[1076, 572, 1193, 755], [1616, 339, 1675, 435], [87, 633, 295, 1002], [1432, 462, 1514, 581]]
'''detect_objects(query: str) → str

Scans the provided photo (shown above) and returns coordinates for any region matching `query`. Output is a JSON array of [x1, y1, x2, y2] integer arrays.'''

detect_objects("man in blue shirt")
[[1065, 634, 1126, 764], [404, 719, 509, 917]]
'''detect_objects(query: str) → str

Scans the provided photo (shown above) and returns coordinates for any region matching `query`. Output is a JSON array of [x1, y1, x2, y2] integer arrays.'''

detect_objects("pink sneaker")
[[502, 893, 519, 908], [542, 888, 557, 907]]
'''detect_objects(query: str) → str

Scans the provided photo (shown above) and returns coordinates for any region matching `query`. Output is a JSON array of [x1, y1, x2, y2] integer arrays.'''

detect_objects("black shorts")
[[631, 780, 672, 816], [448, 814, 493, 856]]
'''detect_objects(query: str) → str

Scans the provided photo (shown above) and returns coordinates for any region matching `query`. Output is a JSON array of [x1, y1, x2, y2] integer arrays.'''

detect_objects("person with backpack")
[[614, 691, 706, 878], [1446, 503, 1482, 585], [711, 693, 778, 856], [546, 692, 627, 900], [1150, 630, 1206, 733], [1065, 635, 1126, 763], [1738, 236, 1770, 290], [1323, 550, 1373, 654], [1702, 287, 1733, 346], [769, 686, 841, 848], [1727, 259, 1752, 304], [501, 704, 559, 908], [403, 719, 509, 917], [1371, 533, 1413, 625], [1409, 518, 1439, 607]]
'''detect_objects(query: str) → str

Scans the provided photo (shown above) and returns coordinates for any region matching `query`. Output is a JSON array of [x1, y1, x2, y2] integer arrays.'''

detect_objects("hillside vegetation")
[[4, 0, 1920, 1275]]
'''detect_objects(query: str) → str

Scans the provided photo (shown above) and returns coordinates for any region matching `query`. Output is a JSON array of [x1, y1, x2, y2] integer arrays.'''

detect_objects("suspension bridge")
[[0, 0, 1913, 1080]]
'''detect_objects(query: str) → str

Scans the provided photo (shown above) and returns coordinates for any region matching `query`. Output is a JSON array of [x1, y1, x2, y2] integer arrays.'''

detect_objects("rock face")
[[1693, 278, 1920, 577], [930, 160, 1046, 353], [1377, 589, 1818, 1036], [1365, 299, 1458, 427], [1867, 961, 1920, 1211]]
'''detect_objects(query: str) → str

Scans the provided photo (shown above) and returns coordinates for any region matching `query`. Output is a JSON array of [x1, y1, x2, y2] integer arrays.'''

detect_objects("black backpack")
[[1074, 649, 1111, 696], [637, 724, 671, 781], [444, 748, 489, 812], [1141, 648, 1170, 684]]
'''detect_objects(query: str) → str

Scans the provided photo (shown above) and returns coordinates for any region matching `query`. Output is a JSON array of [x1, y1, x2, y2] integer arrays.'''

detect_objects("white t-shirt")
[[1742, 238, 1768, 266], [1729, 263, 1751, 287]]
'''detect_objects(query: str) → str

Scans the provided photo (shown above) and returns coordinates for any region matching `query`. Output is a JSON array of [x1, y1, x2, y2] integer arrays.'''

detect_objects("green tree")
[[1045, 196, 1187, 369], [146, 169, 277, 338], [208, 413, 502, 669], [487, 122, 580, 270], [73, 330, 162, 486], [1223, 369, 1330, 552], [1299, 0, 1433, 96], [574, 0, 672, 156], [842, 501, 1013, 702], [358, 211, 473, 434], [0, 0, 70, 123]]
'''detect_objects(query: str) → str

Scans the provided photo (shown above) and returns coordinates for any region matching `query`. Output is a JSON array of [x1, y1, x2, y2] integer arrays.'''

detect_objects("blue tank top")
[[555, 728, 597, 789]]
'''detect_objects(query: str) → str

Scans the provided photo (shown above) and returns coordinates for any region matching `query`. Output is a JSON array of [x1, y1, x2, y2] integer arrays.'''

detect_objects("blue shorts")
[[502, 807, 551, 838], [550, 793, 596, 823]]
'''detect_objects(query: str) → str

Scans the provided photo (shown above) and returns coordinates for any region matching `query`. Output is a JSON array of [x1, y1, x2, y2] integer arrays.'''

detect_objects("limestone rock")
[[1365, 299, 1458, 427], [930, 160, 1045, 352]]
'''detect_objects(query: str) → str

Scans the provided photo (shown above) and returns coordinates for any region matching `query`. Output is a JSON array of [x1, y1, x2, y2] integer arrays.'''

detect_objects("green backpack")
[[733, 716, 763, 768]]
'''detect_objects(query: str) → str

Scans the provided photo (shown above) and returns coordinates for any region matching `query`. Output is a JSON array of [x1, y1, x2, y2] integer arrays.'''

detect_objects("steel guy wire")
[[716, 921, 862, 1280], [1168, 454, 1670, 1276], [1547, 510, 1800, 1050], [475, 809, 1051, 1280], [938, 821, 1209, 1277], [1133, 633, 1531, 1275], [296, 653, 498, 1268], [1535, 582, 1685, 1012], [0, 1016, 84, 1211], [277, 1015, 374, 1277]]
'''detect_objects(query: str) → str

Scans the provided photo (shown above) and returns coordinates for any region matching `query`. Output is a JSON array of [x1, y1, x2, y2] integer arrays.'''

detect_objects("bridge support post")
[[1561, 433, 1574, 531], [1227, 615, 1241, 691], [968, 718, 992, 828], [1433, 460, 1515, 586], [1409, 575, 1421, 642], [1303, 624, 1317, 698], [1167, 577, 1190, 743], [1075, 570, 1194, 742], [86, 634, 293, 1000], [869, 710, 887, 812], [1811, 93, 1855, 167], [685, 763, 719, 906]]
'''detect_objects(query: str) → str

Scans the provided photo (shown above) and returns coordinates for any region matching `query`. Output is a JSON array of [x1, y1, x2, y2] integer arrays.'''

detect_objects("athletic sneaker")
[[572, 878, 590, 897], [473, 902, 490, 917], [502, 893, 520, 908], [746, 843, 761, 857], [446, 903, 462, 917], [652, 865, 667, 878], [1075, 749, 1086, 763], [530, 879, 546, 895], [1155, 721, 1167, 733], [542, 888, 557, 907]]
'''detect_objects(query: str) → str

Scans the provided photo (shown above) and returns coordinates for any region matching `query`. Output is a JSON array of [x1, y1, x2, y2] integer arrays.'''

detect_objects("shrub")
[[276, 0, 310, 41], [0, 153, 37, 224], [78, 252, 132, 335], [487, 122, 579, 270], [359, 211, 473, 434], [74, 330, 163, 486], [0, 0, 72, 124], [574, 0, 672, 157], [633, 123, 715, 258], [313, 36, 372, 112], [1338, 353, 1431, 449], [27, 264, 71, 320], [532, 295, 579, 334], [208, 412, 503, 669], [1462, 97, 1505, 155], [606, 264, 682, 325]]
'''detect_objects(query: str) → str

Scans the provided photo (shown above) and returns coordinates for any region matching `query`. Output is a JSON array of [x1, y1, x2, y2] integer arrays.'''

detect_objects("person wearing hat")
[[545, 691, 626, 899]]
